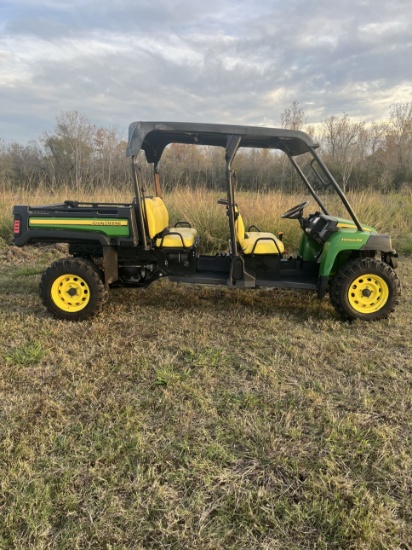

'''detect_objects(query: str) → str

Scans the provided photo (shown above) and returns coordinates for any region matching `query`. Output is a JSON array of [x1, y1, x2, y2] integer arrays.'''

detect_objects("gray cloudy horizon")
[[1, 0, 411, 144]]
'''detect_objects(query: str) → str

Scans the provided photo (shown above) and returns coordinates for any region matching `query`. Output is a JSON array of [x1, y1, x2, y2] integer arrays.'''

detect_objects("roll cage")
[[127, 121, 364, 252]]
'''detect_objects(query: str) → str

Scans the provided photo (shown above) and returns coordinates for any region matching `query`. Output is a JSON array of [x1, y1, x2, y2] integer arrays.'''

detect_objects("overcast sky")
[[1, 0, 411, 143]]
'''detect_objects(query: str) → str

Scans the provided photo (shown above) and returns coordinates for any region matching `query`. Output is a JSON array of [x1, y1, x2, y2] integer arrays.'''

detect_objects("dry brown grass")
[[2, 185, 412, 254]]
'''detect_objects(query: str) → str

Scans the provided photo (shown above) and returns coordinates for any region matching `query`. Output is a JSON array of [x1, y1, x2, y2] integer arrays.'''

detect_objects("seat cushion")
[[156, 227, 197, 248], [241, 232, 285, 254], [235, 211, 284, 254]]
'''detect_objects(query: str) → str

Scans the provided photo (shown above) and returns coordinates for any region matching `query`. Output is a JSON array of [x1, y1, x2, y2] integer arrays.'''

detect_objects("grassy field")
[[0, 188, 412, 548]]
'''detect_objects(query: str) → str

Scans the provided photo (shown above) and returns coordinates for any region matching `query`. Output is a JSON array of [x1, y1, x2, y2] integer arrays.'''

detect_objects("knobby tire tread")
[[40, 257, 108, 321], [330, 257, 401, 321]]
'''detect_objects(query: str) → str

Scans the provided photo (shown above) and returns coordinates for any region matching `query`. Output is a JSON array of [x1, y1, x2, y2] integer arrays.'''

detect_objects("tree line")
[[1, 103, 411, 193]]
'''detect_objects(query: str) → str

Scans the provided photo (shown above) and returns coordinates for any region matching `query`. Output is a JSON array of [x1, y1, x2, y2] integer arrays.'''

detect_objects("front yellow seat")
[[235, 210, 284, 254]]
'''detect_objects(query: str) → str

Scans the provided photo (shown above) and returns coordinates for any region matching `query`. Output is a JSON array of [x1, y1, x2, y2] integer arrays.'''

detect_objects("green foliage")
[[14, 267, 44, 276], [4, 341, 46, 366]]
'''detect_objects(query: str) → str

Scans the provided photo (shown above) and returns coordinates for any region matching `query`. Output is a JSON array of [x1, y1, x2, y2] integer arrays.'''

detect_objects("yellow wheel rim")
[[51, 274, 91, 313], [348, 273, 389, 314]]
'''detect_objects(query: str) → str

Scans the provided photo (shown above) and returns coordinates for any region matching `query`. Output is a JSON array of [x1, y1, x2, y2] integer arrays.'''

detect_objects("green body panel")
[[319, 230, 370, 277], [298, 216, 376, 276], [298, 233, 322, 261], [28, 218, 130, 238]]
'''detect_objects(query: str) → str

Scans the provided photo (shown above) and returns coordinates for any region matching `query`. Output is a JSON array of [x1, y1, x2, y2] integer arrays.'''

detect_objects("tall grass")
[[347, 190, 412, 254], [0, 182, 131, 242], [1, 184, 412, 253]]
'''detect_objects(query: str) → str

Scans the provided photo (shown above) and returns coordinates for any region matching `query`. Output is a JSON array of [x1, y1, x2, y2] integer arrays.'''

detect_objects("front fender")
[[319, 231, 370, 277]]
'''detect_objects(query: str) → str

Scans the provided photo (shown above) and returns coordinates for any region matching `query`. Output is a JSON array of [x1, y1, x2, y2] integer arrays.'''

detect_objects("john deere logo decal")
[[29, 219, 128, 226]]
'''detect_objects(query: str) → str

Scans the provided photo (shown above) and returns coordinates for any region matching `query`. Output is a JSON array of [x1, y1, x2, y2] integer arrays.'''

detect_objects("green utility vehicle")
[[13, 122, 401, 321]]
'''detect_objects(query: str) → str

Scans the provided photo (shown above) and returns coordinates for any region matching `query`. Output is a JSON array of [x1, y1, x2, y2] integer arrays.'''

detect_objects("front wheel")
[[40, 257, 108, 321], [330, 258, 401, 321]]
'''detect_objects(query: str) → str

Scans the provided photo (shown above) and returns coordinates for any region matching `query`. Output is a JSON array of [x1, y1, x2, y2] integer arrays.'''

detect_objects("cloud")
[[0, 0, 411, 142]]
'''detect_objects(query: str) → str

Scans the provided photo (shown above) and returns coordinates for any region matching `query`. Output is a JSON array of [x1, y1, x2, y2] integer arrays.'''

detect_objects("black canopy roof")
[[126, 121, 318, 163]]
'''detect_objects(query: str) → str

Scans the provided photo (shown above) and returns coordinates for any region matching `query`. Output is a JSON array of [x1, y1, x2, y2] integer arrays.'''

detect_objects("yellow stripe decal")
[[337, 223, 371, 231], [30, 219, 128, 226]]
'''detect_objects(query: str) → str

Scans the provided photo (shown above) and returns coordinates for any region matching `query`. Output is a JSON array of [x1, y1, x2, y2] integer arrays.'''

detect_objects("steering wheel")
[[281, 201, 310, 219]]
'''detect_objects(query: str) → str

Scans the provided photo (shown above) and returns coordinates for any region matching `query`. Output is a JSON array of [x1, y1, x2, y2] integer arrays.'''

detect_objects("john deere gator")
[[13, 121, 401, 321]]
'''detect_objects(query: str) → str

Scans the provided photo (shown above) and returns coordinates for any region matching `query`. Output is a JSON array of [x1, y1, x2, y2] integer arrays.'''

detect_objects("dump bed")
[[13, 200, 138, 247]]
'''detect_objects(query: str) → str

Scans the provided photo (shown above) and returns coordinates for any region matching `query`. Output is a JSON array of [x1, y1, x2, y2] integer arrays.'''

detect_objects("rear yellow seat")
[[144, 197, 198, 248], [235, 211, 284, 254]]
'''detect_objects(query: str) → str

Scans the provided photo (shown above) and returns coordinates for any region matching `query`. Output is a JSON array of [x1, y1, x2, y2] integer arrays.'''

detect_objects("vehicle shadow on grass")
[[0, 268, 48, 321], [0, 269, 334, 323], [0, 267, 41, 294], [109, 279, 335, 322]]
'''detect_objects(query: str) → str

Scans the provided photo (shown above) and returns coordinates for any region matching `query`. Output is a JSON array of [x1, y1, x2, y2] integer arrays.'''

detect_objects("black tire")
[[330, 257, 401, 321], [39, 257, 108, 321]]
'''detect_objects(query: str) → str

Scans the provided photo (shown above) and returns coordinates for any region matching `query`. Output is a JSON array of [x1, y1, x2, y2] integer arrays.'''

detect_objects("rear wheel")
[[330, 258, 401, 321], [40, 257, 107, 320]]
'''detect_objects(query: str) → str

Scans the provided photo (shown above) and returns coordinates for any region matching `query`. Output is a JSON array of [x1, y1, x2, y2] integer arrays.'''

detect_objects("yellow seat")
[[144, 197, 197, 248], [156, 228, 196, 248], [235, 210, 284, 254]]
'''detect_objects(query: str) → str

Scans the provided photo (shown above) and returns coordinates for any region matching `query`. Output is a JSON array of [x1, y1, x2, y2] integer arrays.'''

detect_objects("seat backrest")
[[234, 208, 246, 249], [144, 197, 169, 238], [153, 197, 169, 229]]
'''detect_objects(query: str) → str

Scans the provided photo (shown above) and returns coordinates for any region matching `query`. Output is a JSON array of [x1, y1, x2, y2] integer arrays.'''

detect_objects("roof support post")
[[132, 156, 149, 249], [287, 154, 330, 215], [225, 135, 242, 257], [154, 162, 162, 198], [309, 147, 363, 231]]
